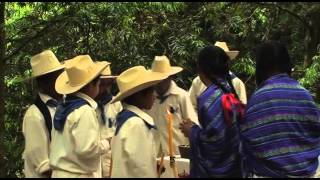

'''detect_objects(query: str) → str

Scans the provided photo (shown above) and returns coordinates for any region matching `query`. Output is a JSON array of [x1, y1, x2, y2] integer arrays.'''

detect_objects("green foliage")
[[3, 2, 320, 177], [299, 54, 320, 98]]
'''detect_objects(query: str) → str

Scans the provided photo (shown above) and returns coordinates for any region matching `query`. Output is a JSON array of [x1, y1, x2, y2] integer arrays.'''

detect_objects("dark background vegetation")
[[0, 2, 319, 177]]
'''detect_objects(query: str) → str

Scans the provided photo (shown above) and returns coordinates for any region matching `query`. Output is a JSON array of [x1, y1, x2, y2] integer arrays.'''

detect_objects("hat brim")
[[55, 61, 109, 94], [226, 51, 239, 60], [22, 64, 65, 82], [100, 75, 118, 79], [111, 72, 168, 103], [156, 66, 183, 76], [167, 66, 183, 76]]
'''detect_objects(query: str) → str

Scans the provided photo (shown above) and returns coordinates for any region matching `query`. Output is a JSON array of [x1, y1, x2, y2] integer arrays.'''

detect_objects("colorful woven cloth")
[[241, 73, 320, 177], [189, 81, 242, 178]]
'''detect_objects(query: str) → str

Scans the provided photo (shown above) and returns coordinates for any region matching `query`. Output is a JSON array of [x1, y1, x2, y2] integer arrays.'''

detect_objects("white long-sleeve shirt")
[[96, 99, 122, 177], [146, 81, 199, 156], [111, 104, 158, 178], [22, 93, 56, 178], [49, 92, 109, 178], [189, 75, 247, 112]]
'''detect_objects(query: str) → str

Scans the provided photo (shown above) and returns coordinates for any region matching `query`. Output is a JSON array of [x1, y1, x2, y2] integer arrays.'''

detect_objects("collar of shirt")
[[74, 92, 98, 109], [38, 92, 56, 104], [123, 103, 155, 127]]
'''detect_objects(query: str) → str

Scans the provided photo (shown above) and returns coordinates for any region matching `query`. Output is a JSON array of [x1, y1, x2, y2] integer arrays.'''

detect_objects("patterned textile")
[[189, 80, 242, 178], [241, 73, 320, 177]]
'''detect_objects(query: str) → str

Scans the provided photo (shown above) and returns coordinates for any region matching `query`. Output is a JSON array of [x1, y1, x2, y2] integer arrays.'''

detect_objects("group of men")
[[22, 42, 247, 178]]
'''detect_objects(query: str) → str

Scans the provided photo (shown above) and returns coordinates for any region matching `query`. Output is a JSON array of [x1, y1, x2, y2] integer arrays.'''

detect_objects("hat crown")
[[214, 41, 239, 60], [214, 41, 230, 52], [117, 66, 148, 93], [152, 55, 172, 73], [101, 65, 112, 76], [65, 55, 97, 87], [30, 50, 62, 77]]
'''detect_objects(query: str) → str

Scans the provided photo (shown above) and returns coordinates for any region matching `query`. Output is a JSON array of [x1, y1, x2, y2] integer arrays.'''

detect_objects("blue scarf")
[[115, 109, 157, 136], [53, 96, 88, 131]]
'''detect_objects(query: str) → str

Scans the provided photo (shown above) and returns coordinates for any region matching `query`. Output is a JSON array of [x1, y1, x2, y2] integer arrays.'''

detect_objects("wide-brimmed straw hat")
[[111, 66, 168, 103], [151, 55, 183, 76], [100, 62, 117, 79], [214, 41, 239, 60], [29, 50, 64, 79], [55, 55, 109, 94]]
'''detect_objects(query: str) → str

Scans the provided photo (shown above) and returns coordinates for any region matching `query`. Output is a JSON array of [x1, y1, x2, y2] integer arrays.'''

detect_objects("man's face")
[[99, 78, 114, 95], [140, 86, 156, 110], [91, 78, 101, 99], [155, 76, 172, 95]]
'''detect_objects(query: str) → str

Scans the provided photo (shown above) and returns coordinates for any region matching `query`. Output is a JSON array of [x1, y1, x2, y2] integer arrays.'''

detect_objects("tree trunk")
[[303, 10, 320, 68], [0, 2, 6, 178]]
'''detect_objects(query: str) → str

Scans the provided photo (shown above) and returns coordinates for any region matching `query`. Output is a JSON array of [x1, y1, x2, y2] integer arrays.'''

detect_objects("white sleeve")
[[180, 93, 199, 126], [233, 78, 247, 104], [188, 78, 199, 112], [71, 107, 109, 159], [22, 107, 50, 174]]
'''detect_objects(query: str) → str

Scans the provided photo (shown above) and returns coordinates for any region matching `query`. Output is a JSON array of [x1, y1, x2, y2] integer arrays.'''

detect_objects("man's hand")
[[179, 118, 195, 138], [157, 160, 166, 175]]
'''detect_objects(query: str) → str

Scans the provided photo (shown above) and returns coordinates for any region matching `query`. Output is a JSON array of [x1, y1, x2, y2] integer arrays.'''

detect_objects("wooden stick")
[[167, 107, 178, 178]]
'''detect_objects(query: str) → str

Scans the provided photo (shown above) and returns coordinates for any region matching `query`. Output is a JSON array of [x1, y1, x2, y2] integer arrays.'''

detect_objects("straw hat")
[[55, 55, 109, 94], [151, 55, 183, 76], [214, 41, 239, 60], [111, 66, 168, 103], [29, 50, 64, 78], [100, 62, 117, 79]]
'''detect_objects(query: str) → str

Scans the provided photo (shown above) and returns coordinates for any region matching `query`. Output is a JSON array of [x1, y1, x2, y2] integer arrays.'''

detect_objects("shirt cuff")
[[36, 159, 50, 174]]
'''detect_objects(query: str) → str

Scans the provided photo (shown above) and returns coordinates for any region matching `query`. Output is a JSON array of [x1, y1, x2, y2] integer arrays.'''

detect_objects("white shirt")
[[96, 98, 122, 177], [22, 93, 56, 178], [189, 74, 247, 112], [146, 81, 199, 156], [50, 92, 109, 177], [111, 104, 158, 178]]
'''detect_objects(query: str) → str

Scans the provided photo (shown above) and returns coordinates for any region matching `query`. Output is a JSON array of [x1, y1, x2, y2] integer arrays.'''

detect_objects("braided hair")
[[197, 45, 239, 100]]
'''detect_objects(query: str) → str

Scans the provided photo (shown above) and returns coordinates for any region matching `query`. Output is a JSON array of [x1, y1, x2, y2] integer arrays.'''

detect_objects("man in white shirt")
[[49, 55, 110, 178], [110, 66, 168, 178], [146, 55, 199, 157], [22, 50, 64, 178], [189, 41, 247, 112], [95, 64, 122, 178]]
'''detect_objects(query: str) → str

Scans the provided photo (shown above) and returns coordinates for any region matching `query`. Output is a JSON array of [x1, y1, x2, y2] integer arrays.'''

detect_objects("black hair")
[[197, 45, 239, 99], [36, 70, 62, 93], [255, 41, 293, 85]]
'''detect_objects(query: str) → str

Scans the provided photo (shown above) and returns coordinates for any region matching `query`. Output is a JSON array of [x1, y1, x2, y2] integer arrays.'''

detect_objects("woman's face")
[[198, 70, 211, 87]]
